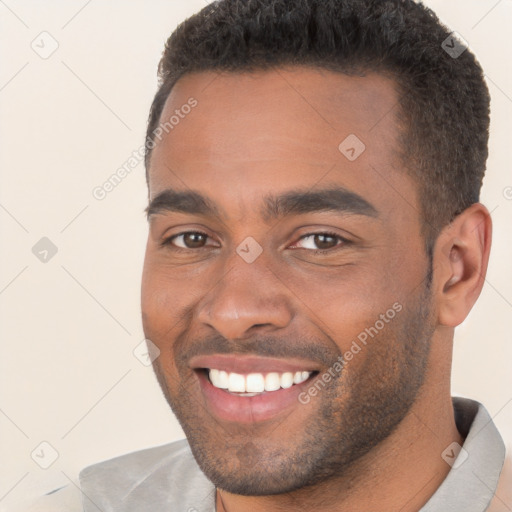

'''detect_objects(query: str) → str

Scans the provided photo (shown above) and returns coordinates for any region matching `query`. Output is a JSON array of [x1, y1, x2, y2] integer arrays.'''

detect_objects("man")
[[22, 0, 509, 510]]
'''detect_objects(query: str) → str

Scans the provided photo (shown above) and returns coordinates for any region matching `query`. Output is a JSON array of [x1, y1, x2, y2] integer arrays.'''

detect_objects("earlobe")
[[435, 204, 492, 327]]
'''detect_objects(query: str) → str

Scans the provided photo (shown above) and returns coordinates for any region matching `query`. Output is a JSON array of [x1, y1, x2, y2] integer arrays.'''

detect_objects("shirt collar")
[[420, 397, 505, 511]]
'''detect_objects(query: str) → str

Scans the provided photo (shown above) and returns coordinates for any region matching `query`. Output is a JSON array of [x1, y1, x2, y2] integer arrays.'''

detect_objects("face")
[[141, 68, 436, 495]]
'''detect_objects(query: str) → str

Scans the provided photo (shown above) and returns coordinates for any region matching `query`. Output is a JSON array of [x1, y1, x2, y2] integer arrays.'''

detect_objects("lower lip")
[[196, 371, 314, 424]]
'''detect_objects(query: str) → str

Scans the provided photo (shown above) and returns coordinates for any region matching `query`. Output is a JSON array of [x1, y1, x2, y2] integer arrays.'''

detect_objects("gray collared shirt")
[[15, 397, 506, 511]]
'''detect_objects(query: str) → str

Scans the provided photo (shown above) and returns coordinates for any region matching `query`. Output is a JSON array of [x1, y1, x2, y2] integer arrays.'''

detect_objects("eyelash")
[[292, 231, 350, 254], [161, 230, 350, 254]]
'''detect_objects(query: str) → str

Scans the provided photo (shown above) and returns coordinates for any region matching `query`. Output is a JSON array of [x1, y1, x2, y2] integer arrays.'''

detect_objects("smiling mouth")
[[202, 368, 318, 396]]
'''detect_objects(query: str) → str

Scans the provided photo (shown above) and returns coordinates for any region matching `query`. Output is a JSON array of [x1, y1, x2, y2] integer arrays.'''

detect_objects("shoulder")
[[12, 440, 214, 512], [79, 439, 215, 511], [5, 484, 83, 512], [79, 438, 193, 482]]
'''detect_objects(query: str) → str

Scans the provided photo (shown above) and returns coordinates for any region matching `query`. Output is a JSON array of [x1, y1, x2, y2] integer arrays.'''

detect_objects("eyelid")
[[156, 221, 220, 245], [161, 230, 217, 249], [290, 231, 350, 251]]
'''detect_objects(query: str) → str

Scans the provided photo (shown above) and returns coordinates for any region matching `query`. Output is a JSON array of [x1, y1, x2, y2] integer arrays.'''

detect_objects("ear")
[[434, 203, 492, 327]]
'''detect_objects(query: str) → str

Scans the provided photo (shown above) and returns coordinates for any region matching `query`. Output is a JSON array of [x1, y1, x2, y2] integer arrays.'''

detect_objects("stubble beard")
[[150, 284, 435, 497]]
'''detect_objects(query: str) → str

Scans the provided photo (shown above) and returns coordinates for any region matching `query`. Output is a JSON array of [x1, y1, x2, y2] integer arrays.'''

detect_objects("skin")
[[141, 67, 492, 511]]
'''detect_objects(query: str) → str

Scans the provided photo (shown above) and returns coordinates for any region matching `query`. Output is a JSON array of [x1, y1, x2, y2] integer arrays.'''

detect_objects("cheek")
[[141, 255, 182, 341], [141, 251, 210, 345], [275, 259, 404, 347], [141, 264, 195, 387]]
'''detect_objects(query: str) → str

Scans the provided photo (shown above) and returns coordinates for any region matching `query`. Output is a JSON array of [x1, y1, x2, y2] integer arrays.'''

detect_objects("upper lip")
[[189, 354, 320, 374]]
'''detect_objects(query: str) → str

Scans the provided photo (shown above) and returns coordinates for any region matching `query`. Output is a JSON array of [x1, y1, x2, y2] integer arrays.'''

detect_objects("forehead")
[[147, 67, 414, 220]]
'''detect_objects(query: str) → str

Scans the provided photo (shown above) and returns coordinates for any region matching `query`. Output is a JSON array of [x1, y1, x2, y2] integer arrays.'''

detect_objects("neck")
[[216, 390, 462, 512]]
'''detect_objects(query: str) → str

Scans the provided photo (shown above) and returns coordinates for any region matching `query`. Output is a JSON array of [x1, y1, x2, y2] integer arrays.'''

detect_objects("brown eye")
[[165, 232, 210, 249], [294, 232, 346, 251], [313, 234, 338, 250]]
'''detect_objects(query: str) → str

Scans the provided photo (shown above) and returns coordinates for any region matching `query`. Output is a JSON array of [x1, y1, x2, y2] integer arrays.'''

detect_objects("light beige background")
[[1, 0, 511, 509]]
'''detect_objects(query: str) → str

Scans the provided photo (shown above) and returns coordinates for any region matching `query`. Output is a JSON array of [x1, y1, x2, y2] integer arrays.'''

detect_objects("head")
[[141, 0, 491, 497]]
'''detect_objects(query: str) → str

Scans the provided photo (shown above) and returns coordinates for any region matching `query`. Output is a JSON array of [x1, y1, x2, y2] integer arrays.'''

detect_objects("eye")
[[162, 231, 216, 250], [291, 232, 349, 252], [161, 230, 349, 253]]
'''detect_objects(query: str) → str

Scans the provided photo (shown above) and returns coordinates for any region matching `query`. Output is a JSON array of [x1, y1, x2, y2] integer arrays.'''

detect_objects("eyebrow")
[[145, 186, 378, 222]]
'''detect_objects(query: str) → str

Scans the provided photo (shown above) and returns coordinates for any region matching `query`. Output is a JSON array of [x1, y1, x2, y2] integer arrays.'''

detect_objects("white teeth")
[[246, 373, 265, 393], [228, 372, 246, 392], [208, 369, 313, 394], [280, 372, 294, 389], [265, 372, 281, 391], [295, 371, 310, 384], [293, 371, 302, 384], [209, 369, 229, 389], [209, 368, 220, 386], [218, 370, 229, 389]]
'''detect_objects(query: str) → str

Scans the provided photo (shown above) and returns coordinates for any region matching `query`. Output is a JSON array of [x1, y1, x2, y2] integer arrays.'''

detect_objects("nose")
[[197, 257, 294, 340]]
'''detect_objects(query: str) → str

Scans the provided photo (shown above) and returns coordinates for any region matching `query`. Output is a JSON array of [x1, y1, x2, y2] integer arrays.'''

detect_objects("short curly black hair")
[[145, 0, 490, 249]]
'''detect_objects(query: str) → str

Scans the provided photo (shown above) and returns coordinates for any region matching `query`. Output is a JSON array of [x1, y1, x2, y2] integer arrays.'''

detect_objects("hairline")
[[145, 63, 408, 170]]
